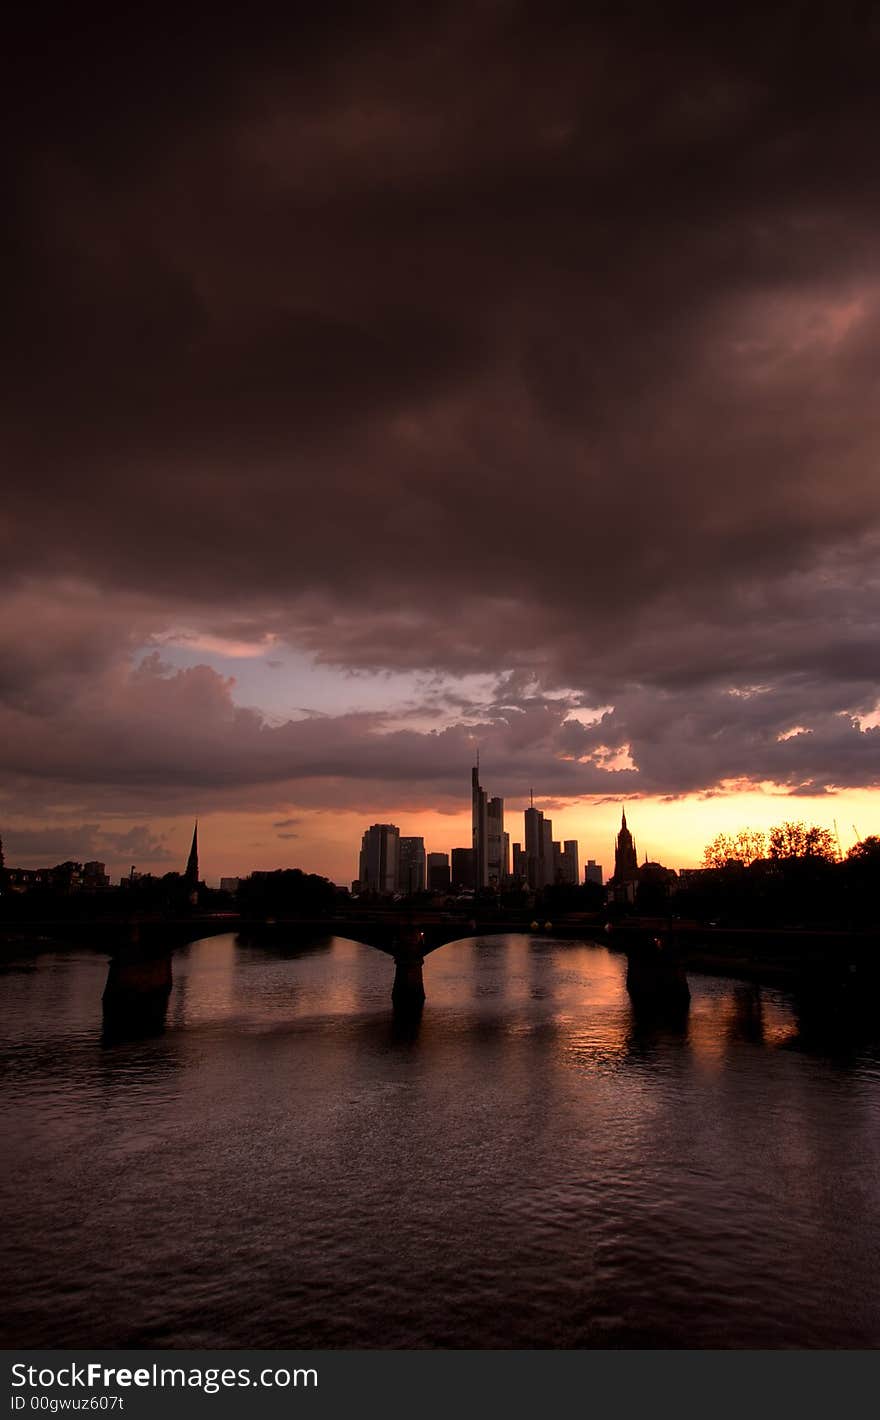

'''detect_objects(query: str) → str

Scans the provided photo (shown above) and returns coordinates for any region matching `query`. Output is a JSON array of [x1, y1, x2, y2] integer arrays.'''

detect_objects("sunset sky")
[[4, 4, 880, 884]]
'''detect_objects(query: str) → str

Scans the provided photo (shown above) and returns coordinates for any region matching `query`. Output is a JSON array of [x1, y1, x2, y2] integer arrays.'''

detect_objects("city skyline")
[[4, 782, 873, 892]]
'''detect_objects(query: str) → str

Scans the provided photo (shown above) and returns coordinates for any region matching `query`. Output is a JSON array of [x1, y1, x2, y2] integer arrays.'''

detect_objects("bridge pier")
[[102, 946, 173, 1037], [391, 954, 426, 1013], [626, 936, 690, 1009]]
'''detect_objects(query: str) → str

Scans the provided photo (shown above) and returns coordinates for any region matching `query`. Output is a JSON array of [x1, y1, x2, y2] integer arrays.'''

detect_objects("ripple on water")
[[1, 935, 879, 1348]]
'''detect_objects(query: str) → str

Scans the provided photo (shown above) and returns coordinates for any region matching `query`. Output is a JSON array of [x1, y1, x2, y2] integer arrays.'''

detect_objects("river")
[[1, 932, 878, 1348]]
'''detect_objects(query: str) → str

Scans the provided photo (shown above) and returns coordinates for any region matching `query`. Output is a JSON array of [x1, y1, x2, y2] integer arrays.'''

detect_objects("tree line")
[[687, 822, 880, 929]]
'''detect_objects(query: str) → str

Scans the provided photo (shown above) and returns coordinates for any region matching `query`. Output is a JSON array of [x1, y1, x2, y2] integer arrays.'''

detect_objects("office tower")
[[472, 764, 489, 889], [358, 823, 400, 894], [553, 839, 579, 886], [524, 798, 553, 890], [585, 860, 603, 886], [427, 852, 451, 892], [398, 836, 426, 894], [451, 847, 475, 890], [487, 795, 505, 887], [552, 841, 562, 882], [542, 818, 554, 883], [512, 842, 527, 880], [524, 804, 542, 889], [502, 831, 510, 883]]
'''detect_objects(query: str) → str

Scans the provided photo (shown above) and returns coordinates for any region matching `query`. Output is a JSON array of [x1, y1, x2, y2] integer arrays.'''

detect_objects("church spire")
[[185, 820, 199, 887]]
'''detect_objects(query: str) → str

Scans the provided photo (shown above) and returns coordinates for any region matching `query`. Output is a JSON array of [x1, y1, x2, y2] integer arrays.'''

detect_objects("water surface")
[[1, 933, 878, 1348]]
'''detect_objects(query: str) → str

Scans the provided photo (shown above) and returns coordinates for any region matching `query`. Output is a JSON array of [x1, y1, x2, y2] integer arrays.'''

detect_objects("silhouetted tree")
[[768, 821, 836, 861], [703, 829, 766, 868], [238, 869, 335, 918], [842, 836, 880, 927], [846, 835, 880, 866]]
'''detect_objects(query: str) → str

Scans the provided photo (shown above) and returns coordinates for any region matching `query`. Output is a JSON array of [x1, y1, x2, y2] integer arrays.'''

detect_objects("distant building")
[[184, 821, 200, 904], [524, 799, 553, 889], [220, 877, 240, 894], [677, 868, 709, 889], [398, 836, 426, 894], [553, 840, 579, 886], [358, 823, 400, 894], [427, 852, 451, 892], [610, 807, 640, 903], [637, 860, 679, 903], [472, 764, 489, 889], [613, 808, 639, 881], [487, 795, 506, 887], [512, 842, 527, 880], [585, 860, 604, 886], [451, 846, 475, 890], [83, 860, 109, 888], [6, 859, 109, 893]]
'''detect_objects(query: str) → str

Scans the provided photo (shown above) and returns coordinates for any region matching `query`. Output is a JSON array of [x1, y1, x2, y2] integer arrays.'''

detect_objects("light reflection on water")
[[1, 932, 878, 1348]]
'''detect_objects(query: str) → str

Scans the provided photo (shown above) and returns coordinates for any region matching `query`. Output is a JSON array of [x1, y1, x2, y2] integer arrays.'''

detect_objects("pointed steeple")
[[184, 820, 199, 887]]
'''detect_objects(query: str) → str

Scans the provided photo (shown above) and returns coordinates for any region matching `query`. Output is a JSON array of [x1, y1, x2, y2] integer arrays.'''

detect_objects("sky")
[[3, 3, 880, 884]]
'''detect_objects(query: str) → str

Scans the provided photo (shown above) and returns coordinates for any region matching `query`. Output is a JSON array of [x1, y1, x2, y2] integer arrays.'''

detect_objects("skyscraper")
[[472, 763, 489, 890], [542, 818, 554, 883], [487, 795, 506, 887], [585, 860, 604, 886], [398, 836, 426, 894], [552, 839, 579, 886], [358, 823, 400, 894], [524, 797, 552, 889]]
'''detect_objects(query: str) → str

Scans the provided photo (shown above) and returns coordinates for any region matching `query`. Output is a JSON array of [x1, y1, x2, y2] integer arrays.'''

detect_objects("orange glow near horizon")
[[11, 786, 877, 885]]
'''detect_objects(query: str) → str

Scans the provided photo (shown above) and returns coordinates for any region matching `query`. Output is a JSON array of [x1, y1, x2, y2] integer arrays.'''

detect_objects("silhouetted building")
[[451, 846, 475, 890], [524, 797, 553, 889], [512, 842, 527, 880], [83, 861, 110, 889], [553, 839, 579, 886], [610, 807, 640, 903], [184, 822, 199, 903], [613, 808, 638, 879], [472, 764, 489, 889], [399, 836, 426, 894], [358, 823, 400, 894], [487, 796, 506, 887], [677, 868, 708, 888], [427, 852, 451, 892], [220, 876, 240, 894], [637, 859, 679, 907], [585, 859, 603, 886]]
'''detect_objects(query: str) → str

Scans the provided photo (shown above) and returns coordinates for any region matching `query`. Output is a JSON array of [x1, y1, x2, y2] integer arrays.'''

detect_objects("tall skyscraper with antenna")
[[472, 760, 489, 890]]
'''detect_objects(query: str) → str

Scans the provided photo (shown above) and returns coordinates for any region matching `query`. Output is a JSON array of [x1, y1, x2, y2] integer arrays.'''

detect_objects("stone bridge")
[[3, 912, 690, 1025]]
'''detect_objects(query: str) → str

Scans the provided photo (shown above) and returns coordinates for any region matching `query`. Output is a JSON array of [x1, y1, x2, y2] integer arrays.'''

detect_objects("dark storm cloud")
[[2, 822, 173, 864], [3, 2, 880, 806]]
